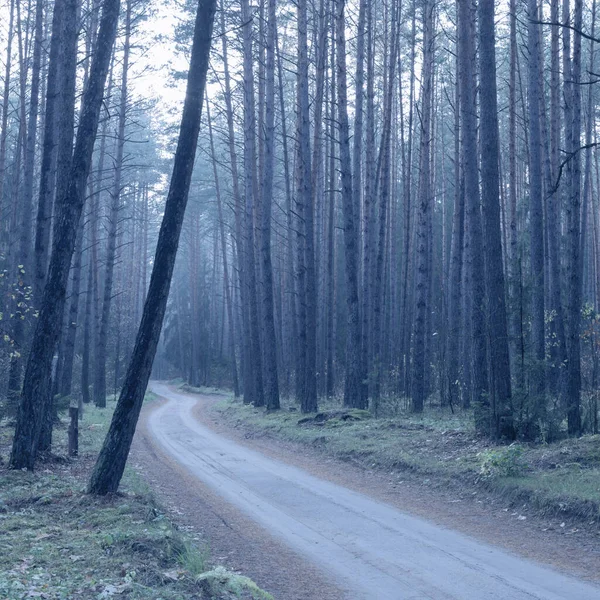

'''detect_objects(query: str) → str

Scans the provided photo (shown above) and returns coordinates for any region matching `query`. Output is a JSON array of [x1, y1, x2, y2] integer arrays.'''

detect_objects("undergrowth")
[[0, 395, 272, 600], [212, 393, 600, 525]]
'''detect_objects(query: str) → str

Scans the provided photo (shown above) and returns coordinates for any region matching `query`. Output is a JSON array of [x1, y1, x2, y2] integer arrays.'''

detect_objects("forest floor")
[[0, 398, 271, 600], [176, 383, 600, 582]]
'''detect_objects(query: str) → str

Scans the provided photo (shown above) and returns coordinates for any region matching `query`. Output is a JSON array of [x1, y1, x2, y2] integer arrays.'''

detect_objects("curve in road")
[[148, 383, 599, 600]]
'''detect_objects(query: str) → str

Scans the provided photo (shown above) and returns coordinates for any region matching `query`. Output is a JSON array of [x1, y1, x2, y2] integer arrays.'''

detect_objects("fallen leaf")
[[162, 568, 185, 581]]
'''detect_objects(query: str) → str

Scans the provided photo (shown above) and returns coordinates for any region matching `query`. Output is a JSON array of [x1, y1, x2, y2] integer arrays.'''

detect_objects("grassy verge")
[[212, 393, 600, 525], [0, 396, 272, 600]]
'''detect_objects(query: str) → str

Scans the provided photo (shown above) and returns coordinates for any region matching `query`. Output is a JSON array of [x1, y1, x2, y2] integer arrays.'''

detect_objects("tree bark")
[[9, 0, 121, 470], [411, 0, 433, 413], [336, 0, 365, 409], [88, 0, 217, 494], [93, 0, 131, 408], [260, 0, 280, 410], [528, 0, 546, 403], [478, 0, 513, 437]]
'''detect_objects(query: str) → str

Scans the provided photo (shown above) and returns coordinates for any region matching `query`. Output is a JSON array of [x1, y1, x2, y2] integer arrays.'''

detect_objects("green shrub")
[[478, 444, 528, 478]]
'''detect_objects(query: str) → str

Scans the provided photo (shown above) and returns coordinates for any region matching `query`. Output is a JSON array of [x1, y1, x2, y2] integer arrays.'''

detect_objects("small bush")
[[478, 444, 528, 478], [197, 566, 274, 599]]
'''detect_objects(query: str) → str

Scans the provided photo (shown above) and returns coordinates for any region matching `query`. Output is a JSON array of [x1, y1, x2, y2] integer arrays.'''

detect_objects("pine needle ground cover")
[[0, 399, 271, 600]]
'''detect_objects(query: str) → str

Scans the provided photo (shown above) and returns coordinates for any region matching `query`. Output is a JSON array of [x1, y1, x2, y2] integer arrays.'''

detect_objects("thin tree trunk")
[[411, 0, 433, 413], [93, 0, 131, 408], [206, 97, 240, 398], [566, 0, 583, 434], [336, 0, 365, 409], [459, 0, 488, 416], [6, 0, 43, 407], [240, 0, 265, 407], [259, 0, 280, 410]]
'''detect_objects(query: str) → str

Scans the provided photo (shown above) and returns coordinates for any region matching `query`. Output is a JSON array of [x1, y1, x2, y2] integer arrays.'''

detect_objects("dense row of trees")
[[0, 0, 163, 467], [0, 0, 599, 477], [166, 0, 599, 440]]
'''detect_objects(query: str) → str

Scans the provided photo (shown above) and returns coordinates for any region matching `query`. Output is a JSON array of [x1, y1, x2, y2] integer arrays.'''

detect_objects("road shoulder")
[[132, 395, 345, 600], [182, 388, 600, 584]]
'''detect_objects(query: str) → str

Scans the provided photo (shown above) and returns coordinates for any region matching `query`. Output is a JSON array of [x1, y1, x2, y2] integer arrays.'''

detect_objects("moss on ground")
[[0, 395, 271, 600], [213, 394, 600, 525]]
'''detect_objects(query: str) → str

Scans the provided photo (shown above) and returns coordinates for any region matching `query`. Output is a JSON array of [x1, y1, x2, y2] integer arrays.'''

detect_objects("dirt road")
[[147, 383, 599, 600]]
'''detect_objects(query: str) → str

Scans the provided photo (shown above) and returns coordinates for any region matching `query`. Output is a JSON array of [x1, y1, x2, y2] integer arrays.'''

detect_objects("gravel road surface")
[[148, 382, 599, 600]]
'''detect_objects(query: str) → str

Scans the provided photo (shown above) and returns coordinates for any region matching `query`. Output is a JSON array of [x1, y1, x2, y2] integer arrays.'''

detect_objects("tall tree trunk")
[[326, 20, 337, 399], [9, 0, 121, 470], [459, 0, 488, 418], [528, 0, 545, 406], [34, 0, 66, 305], [372, 1, 399, 410], [93, 0, 131, 408], [296, 0, 317, 412], [219, 0, 247, 398], [478, 0, 513, 437], [445, 49, 463, 410], [546, 0, 567, 397], [240, 0, 265, 407], [206, 98, 240, 397], [259, 0, 280, 410], [0, 0, 15, 219], [411, 0, 433, 413], [6, 0, 43, 407], [88, 0, 217, 494], [566, 0, 583, 434], [336, 0, 365, 409], [37, 0, 80, 452]]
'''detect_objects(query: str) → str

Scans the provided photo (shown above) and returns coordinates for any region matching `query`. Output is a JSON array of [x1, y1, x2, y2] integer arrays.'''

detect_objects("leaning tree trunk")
[[58, 220, 84, 398], [37, 0, 80, 452], [9, 0, 121, 471], [34, 0, 66, 305], [88, 0, 217, 495]]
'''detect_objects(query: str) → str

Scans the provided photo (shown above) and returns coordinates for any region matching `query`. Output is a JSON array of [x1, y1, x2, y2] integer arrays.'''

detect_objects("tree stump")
[[68, 406, 78, 457]]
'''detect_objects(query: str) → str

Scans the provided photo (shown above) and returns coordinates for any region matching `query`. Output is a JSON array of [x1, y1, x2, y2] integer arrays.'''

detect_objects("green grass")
[[178, 382, 231, 397], [214, 395, 600, 523], [0, 395, 272, 600]]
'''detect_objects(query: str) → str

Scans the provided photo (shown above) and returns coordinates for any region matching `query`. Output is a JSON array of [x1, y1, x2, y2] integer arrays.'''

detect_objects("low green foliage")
[[196, 567, 274, 600], [478, 444, 527, 478]]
